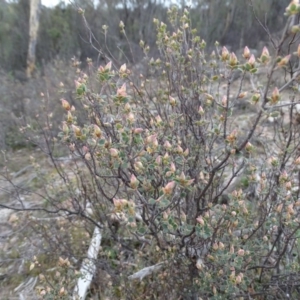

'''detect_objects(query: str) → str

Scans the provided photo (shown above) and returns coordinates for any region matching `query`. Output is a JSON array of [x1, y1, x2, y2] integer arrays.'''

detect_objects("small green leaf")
[[250, 68, 257, 73], [148, 198, 156, 205]]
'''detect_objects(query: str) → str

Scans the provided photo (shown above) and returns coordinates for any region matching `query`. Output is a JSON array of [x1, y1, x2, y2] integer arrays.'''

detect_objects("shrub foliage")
[[4, 2, 300, 299]]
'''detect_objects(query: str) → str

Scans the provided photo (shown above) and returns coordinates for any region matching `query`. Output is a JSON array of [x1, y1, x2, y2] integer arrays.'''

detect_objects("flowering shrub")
[[4, 2, 300, 299]]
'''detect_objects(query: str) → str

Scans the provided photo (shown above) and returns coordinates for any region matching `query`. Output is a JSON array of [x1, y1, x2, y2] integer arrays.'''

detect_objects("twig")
[[265, 101, 300, 109], [278, 70, 300, 92], [12, 165, 33, 178]]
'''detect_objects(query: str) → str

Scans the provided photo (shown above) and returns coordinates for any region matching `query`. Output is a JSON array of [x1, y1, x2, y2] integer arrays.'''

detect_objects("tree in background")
[[27, 0, 41, 77]]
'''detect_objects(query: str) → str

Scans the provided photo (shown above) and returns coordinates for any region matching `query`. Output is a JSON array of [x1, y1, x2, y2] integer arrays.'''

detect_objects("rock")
[[0, 209, 14, 223]]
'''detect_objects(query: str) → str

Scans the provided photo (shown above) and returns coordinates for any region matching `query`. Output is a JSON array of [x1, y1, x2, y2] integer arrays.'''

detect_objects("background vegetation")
[[0, 0, 289, 150], [0, 0, 289, 73]]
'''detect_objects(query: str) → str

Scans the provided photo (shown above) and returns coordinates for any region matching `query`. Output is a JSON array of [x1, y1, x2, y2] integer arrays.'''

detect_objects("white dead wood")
[[128, 262, 165, 281], [14, 276, 37, 299], [73, 201, 102, 300], [73, 225, 102, 300]]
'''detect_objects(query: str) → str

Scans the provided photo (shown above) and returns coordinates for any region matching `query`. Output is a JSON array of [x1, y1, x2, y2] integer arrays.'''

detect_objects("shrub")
[[3, 2, 300, 299]]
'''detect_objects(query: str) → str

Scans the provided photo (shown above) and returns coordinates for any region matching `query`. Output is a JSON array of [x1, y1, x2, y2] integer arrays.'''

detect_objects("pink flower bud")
[[119, 63, 126, 73], [243, 46, 251, 59], [82, 145, 89, 154], [128, 112, 135, 123], [226, 130, 237, 144], [295, 157, 300, 165], [146, 134, 157, 144], [69, 143, 75, 152], [221, 95, 227, 106], [183, 148, 189, 157], [164, 141, 172, 149], [212, 243, 219, 250], [74, 80, 80, 88], [235, 275, 242, 284], [276, 203, 283, 213], [110, 148, 119, 157], [280, 170, 288, 182], [269, 156, 279, 166], [117, 83, 127, 97], [219, 242, 225, 250], [286, 181, 292, 190], [287, 203, 295, 214], [196, 216, 204, 225], [84, 152, 91, 160], [152, 137, 158, 148], [165, 171, 173, 177], [251, 93, 260, 104], [130, 174, 139, 189], [248, 54, 256, 67], [196, 259, 204, 270], [169, 96, 176, 106], [221, 46, 230, 61], [105, 61, 112, 71], [278, 54, 291, 67], [155, 155, 162, 165], [271, 87, 280, 104], [229, 52, 238, 66], [61, 99, 71, 111], [245, 142, 253, 152], [237, 249, 245, 256], [260, 46, 270, 64], [134, 161, 144, 171], [155, 115, 163, 124], [62, 122, 69, 134], [205, 93, 214, 101], [163, 152, 169, 162], [286, 1, 300, 15], [198, 106, 204, 115], [113, 198, 128, 211], [133, 128, 144, 134], [162, 181, 176, 195], [94, 125, 102, 138], [124, 103, 131, 112], [163, 211, 168, 220], [238, 91, 247, 99], [170, 162, 176, 173], [72, 125, 81, 137], [177, 171, 186, 183], [177, 145, 184, 154]]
